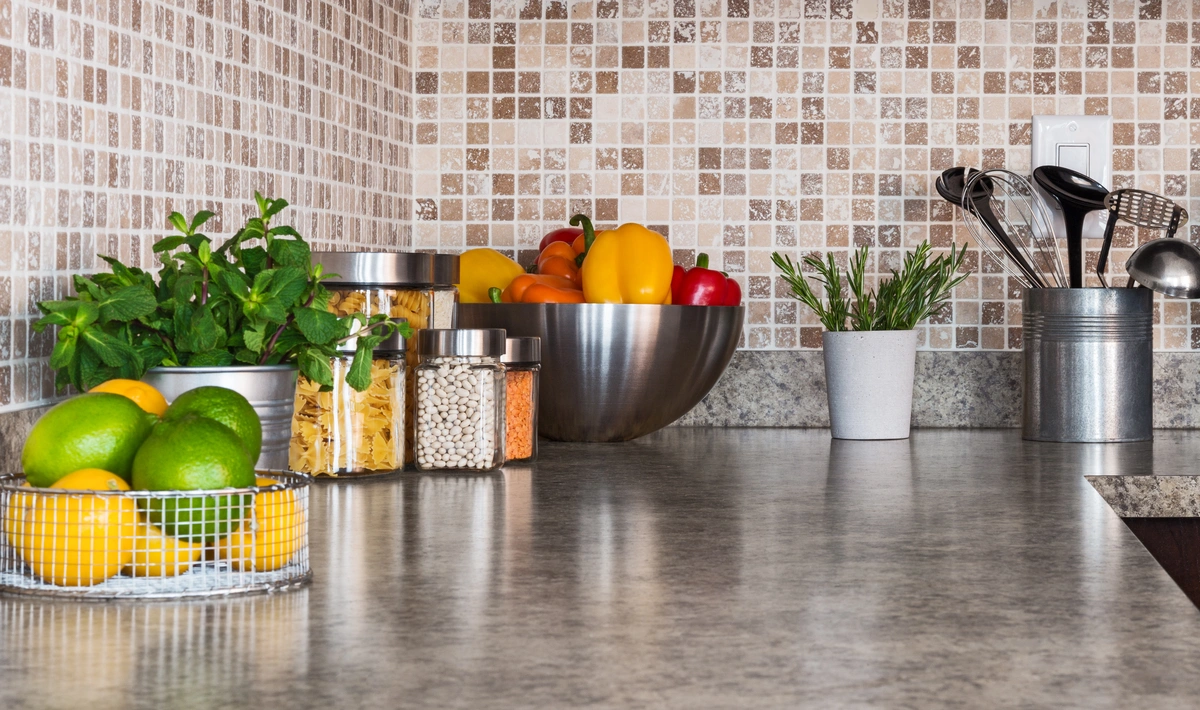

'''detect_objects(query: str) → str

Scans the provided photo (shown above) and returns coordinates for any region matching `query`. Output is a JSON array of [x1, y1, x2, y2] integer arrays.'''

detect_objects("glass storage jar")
[[414, 329, 507, 472], [311, 251, 459, 464], [500, 337, 540, 463], [289, 319, 408, 476]]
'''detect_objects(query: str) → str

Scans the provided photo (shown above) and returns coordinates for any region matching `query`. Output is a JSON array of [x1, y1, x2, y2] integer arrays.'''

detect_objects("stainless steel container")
[[1022, 288, 1152, 443], [141, 365, 300, 469], [457, 303, 743, 442]]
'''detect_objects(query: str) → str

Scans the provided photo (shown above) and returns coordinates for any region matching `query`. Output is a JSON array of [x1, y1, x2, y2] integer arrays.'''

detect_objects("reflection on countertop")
[[3, 429, 1200, 708]]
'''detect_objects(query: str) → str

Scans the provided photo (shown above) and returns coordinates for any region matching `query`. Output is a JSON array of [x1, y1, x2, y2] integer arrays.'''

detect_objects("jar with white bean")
[[414, 329, 507, 472]]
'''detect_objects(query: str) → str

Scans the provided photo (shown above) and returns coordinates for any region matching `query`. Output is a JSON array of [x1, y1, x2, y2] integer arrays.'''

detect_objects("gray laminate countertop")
[[3, 428, 1200, 709]]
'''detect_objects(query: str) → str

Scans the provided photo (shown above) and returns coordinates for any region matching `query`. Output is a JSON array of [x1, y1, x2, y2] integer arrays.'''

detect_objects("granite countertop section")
[[1087, 475, 1200, 518], [5, 429, 1200, 708]]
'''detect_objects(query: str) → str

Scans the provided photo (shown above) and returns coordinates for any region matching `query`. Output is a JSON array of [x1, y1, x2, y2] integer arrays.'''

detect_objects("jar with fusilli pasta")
[[308, 252, 459, 465]]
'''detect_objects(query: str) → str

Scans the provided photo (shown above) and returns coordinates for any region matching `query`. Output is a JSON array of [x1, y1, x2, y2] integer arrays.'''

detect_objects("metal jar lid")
[[337, 318, 409, 355], [311, 251, 460, 288], [500, 337, 540, 365], [417, 328, 506, 358]]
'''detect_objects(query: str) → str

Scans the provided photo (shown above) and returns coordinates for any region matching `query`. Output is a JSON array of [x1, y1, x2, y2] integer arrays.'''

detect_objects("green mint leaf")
[[234, 348, 259, 364], [168, 212, 190, 234], [190, 210, 215, 232], [72, 275, 104, 300], [268, 225, 301, 238], [240, 246, 269, 275], [98, 285, 157, 323], [198, 239, 212, 263], [298, 348, 334, 387], [243, 322, 268, 352], [80, 328, 142, 369], [293, 306, 339, 345], [186, 349, 234, 367], [48, 331, 77, 369], [256, 298, 288, 324], [189, 305, 222, 352], [98, 255, 138, 286], [267, 239, 310, 269], [36, 299, 81, 315], [153, 236, 186, 253], [33, 310, 72, 332], [344, 343, 373, 392], [219, 269, 251, 299], [268, 266, 309, 305], [264, 197, 289, 219], [74, 301, 100, 329]]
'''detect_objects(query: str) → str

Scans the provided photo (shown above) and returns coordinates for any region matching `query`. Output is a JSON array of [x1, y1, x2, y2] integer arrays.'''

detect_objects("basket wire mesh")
[[0, 471, 311, 600]]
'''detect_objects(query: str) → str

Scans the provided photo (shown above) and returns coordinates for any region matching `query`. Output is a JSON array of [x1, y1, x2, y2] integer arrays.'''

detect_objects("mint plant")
[[34, 193, 406, 393]]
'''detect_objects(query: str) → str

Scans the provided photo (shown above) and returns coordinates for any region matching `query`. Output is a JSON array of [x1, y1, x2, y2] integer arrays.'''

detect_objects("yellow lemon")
[[90, 379, 169, 417], [122, 518, 205, 578], [218, 477, 304, 572], [21, 469, 137, 586], [2, 482, 33, 554]]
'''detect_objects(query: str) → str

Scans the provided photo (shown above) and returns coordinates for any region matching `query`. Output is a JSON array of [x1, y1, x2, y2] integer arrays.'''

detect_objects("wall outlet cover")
[[1031, 115, 1113, 241]]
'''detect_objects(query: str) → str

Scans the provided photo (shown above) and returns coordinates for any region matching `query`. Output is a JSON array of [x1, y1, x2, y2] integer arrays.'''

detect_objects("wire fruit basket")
[[0, 471, 311, 600]]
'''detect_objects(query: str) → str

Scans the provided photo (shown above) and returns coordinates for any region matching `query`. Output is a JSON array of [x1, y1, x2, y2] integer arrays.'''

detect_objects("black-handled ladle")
[[1033, 166, 1109, 288]]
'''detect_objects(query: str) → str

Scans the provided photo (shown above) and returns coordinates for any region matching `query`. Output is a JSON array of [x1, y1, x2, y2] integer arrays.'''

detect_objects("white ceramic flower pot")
[[822, 330, 918, 440]]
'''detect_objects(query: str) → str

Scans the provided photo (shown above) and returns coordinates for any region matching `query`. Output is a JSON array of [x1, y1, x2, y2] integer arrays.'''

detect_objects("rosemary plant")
[[771, 242, 969, 332]]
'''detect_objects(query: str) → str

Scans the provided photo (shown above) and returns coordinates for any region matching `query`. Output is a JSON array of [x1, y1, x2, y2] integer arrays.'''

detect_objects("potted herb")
[[33, 194, 405, 468], [771, 242, 968, 440]]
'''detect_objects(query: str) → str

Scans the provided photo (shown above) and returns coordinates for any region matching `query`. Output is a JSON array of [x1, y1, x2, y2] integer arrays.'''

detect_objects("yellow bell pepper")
[[580, 223, 674, 304], [456, 248, 526, 303]]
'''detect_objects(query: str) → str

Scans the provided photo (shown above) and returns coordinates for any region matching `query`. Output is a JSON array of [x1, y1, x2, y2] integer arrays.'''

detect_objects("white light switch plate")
[[1031, 115, 1113, 240]]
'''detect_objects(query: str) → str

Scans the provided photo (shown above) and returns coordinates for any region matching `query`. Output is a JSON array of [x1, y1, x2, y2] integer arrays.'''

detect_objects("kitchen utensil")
[[1033, 166, 1109, 288], [1124, 238, 1200, 298], [1096, 189, 1189, 287], [937, 168, 1038, 287], [963, 169, 1067, 289], [456, 303, 743, 442], [1022, 288, 1152, 443]]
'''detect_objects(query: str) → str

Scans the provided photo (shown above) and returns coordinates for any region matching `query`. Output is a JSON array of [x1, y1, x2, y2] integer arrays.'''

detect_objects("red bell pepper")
[[671, 253, 742, 306], [538, 226, 584, 252]]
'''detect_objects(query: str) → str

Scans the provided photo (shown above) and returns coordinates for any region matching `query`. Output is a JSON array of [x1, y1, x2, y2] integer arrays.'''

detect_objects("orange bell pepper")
[[520, 284, 585, 303], [537, 241, 577, 267], [500, 274, 579, 303]]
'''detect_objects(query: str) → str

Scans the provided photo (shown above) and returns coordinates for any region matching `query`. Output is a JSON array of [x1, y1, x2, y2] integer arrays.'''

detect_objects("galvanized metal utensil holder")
[[1022, 288, 1153, 442]]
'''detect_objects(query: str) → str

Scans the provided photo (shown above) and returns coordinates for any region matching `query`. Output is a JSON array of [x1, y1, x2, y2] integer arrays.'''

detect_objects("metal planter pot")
[[140, 365, 299, 470]]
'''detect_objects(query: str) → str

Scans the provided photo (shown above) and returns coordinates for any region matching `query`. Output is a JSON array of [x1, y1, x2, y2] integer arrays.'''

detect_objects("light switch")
[[1032, 115, 1113, 240], [1056, 144, 1090, 175]]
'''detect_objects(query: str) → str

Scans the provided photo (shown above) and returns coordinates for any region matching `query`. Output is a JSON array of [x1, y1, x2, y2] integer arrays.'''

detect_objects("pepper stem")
[[570, 214, 597, 267], [697, 253, 709, 269], [488, 287, 503, 303]]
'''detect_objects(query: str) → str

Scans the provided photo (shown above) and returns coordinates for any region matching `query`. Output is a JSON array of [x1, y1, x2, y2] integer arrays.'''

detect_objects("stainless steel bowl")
[[457, 303, 744, 442]]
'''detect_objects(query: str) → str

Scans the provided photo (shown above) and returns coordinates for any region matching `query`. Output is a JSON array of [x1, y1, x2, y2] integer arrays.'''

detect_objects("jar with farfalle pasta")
[[288, 319, 408, 476], [309, 252, 460, 465]]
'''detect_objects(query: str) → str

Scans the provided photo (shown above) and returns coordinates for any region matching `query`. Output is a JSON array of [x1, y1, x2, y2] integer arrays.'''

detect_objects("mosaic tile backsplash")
[[410, 0, 1200, 353], [3, 0, 1200, 412], [0, 0, 412, 410]]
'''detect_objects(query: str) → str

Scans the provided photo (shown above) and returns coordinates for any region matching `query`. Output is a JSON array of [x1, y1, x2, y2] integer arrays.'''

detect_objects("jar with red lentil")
[[500, 337, 540, 463]]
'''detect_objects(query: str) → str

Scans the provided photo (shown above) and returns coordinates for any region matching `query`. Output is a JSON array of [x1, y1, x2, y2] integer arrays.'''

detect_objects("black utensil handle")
[[1063, 209, 1085, 288], [1096, 209, 1120, 280]]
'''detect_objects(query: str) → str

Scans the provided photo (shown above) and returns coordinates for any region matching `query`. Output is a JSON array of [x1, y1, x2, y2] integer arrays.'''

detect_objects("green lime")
[[131, 414, 257, 541], [22, 393, 156, 487], [163, 386, 262, 461]]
